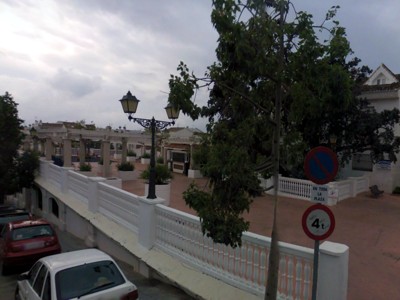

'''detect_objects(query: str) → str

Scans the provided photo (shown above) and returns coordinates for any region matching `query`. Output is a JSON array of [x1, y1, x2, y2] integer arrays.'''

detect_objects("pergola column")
[[63, 138, 72, 167], [102, 139, 111, 178], [45, 138, 53, 160], [79, 138, 86, 163], [190, 144, 194, 169], [121, 137, 127, 163], [40, 140, 45, 155]]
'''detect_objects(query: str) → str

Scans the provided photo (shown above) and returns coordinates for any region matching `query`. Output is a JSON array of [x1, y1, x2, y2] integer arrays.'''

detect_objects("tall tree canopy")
[[0, 92, 39, 203], [168, 0, 399, 243], [168, 1, 400, 297]]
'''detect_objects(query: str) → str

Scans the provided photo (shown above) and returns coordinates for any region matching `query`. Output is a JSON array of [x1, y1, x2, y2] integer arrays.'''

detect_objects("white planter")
[[127, 156, 136, 162], [188, 169, 203, 178], [114, 153, 122, 159], [117, 170, 138, 181], [144, 183, 170, 205], [141, 158, 150, 164]]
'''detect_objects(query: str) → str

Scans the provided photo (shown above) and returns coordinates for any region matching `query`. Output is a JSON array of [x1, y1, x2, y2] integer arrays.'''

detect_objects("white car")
[[15, 248, 138, 300]]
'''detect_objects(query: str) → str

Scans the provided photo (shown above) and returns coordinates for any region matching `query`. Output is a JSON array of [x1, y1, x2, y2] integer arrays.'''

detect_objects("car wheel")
[[15, 286, 21, 300]]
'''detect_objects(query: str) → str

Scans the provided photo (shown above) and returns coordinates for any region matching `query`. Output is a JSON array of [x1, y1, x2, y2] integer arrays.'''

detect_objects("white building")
[[342, 64, 400, 192]]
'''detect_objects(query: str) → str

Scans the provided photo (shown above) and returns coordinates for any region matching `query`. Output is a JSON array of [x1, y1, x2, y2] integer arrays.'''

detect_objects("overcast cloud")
[[1, 0, 399, 131]]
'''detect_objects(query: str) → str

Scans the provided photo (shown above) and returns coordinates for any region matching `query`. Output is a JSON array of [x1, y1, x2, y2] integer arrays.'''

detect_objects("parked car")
[[0, 205, 17, 212], [0, 219, 61, 275], [15, 248, 139, 300], [0, 209, 32, 232]]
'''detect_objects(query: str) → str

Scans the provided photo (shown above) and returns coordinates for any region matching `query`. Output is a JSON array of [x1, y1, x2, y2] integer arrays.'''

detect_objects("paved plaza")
[[84, 161, 400, 300]]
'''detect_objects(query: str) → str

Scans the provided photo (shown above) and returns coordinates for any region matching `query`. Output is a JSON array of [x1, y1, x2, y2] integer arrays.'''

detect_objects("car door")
[[17, 261, 43, 300], [29, 263, 48, 300]]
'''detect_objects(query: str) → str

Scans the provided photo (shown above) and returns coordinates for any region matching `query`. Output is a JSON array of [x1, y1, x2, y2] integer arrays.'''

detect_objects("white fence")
[[36, 160, 349, 299], [261, 175, 370, 205], [155, 206, 315, 298]]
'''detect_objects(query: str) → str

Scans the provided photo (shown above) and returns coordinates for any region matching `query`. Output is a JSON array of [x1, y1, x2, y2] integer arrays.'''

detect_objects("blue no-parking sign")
[[304, 146, 338, 185]]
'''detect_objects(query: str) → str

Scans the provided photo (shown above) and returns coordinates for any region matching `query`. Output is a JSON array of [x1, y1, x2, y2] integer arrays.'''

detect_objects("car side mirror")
[[18, 273, 30, 281]]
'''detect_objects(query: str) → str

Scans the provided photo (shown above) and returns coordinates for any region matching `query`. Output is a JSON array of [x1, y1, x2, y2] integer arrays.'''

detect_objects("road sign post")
[[302, 204, 335, 300], [303, 146, 338, 299]]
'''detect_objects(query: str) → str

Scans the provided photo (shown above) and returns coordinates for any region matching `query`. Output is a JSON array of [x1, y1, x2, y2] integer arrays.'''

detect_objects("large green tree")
[[0, 92, 39, 204], [168, 1, 400, 299]]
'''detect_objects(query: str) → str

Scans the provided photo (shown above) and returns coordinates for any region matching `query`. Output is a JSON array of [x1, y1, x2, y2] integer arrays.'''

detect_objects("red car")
[[0, 219, 61, 275]]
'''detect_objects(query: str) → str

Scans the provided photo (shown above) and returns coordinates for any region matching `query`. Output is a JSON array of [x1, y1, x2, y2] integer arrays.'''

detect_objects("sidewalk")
[[79, 161, 400, 300]]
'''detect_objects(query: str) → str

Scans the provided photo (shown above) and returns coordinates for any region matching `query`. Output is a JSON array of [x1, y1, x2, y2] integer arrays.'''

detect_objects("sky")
[[1, 0, 400, 131]]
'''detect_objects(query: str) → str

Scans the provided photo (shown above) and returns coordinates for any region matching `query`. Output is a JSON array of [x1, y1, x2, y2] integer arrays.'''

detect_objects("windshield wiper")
[[76, 281, 115, 299]]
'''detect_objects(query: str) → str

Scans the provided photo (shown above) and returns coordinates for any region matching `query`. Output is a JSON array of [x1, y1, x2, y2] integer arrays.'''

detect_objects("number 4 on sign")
[[311, 218, 326, 229]]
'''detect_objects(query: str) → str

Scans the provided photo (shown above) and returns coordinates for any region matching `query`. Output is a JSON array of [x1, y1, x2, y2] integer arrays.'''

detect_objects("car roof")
[[0, 209, 29, 216], [10, 219, 49, 229], [40, 249, 114, 272]]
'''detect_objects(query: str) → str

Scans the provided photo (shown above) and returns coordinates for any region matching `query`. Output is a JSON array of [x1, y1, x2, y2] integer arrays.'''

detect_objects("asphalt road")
[[1, 228, 194, 300]]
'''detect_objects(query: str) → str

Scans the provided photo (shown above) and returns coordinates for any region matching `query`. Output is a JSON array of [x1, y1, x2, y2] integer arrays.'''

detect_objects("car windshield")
[[55, 260, 125, 300], [11, 225, 54, 241]]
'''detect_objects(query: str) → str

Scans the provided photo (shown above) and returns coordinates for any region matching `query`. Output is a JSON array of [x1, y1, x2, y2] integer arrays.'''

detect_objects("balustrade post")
[[40, 159, 52, 180], [348, 177, 358, 197], [87, 178, 106, 213], [317, 241, 349, 300], [138, 197, 164, 249], [60, 167, 74, 194]]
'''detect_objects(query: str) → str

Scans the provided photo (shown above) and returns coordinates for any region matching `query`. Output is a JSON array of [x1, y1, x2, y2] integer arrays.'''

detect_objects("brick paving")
[[79, 161, 400, 300]]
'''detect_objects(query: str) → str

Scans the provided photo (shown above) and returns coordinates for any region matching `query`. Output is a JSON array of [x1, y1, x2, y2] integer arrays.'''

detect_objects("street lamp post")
[[119, 91, 179, 199]]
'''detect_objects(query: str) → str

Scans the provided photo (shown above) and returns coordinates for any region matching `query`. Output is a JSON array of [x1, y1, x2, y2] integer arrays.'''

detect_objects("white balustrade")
[[264, 174, 369, 205], [48, 162, 62, 189], [154, 205, 315, 298], [37, 160, 348, 300], [97, 182, 140, 233], [68, 171, 90, 204]]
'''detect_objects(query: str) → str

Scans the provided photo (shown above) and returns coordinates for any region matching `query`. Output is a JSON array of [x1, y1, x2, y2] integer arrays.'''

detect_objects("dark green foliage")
[[117, 162, 134, 171], [0, 93, 39, 203], [142, 152, 151, 159], [127, 150, 136, 157], [168, 0, 400, 252], [184, 183, 249, 247], [140, 164, 172, 184], [393, 186, 400, 194], [79, 162, 92, 171]]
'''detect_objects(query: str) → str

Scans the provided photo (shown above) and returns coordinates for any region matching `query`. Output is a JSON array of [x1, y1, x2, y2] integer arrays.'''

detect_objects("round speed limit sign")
[[302, 204, 335, 240]]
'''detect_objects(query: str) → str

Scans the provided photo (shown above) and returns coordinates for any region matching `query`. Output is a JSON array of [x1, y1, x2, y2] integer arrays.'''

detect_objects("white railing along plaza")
[[37, 160, 349, 299], [261, 174, 370, 205]]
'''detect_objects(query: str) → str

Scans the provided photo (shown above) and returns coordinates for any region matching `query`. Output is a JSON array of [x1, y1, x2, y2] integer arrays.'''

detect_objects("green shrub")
[[140, 164, 172, 184], [117, 162, 135, 171], [157, 157, 164, 164], [79, 162, 92, 171], [393, 186, 400, 194], [142, 152, 151, 159], [127, 150, 136, 157]]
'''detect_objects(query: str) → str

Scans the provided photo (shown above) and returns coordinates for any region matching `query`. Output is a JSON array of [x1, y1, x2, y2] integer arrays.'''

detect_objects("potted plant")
[[79, 162, 92, 172], [140, 164, 173, 204], [141, 152, 151, 164], [117, 161, 137, 181], [127, 150, 137, 162], [117, 161, 134, 171]]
